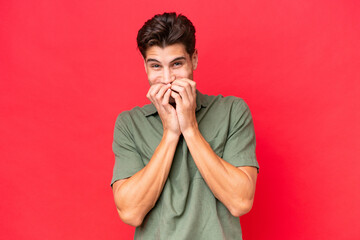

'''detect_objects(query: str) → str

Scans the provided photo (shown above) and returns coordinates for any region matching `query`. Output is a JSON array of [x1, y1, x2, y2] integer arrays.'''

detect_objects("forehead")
[[145, 43, 190, 61]]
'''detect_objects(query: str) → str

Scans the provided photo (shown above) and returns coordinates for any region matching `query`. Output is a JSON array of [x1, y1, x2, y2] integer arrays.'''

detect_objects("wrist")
[[182, 124, 199, 139], [163, 129, 181, 143]]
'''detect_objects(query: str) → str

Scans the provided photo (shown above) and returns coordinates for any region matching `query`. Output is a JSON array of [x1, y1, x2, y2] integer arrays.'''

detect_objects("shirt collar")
[[143, 89, 208, 117]]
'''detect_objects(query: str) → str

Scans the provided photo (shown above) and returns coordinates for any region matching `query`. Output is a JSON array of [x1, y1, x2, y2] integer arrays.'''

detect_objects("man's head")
[[137, 13, 198, 87], [137, 12, 196, 59], [137, 13, 198, 89]]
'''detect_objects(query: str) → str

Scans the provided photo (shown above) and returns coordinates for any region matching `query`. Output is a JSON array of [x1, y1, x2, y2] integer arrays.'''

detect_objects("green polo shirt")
[[111, 90, 259, 240]]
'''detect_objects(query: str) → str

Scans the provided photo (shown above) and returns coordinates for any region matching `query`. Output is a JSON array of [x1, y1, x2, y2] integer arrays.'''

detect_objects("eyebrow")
[[146, 58, 160, 63], [146, 56, 186, 63], [170, 57, 186, 63]]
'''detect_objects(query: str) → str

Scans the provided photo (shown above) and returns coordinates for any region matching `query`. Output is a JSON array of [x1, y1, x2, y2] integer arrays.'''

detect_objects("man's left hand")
[[170, 79, 198, 135]]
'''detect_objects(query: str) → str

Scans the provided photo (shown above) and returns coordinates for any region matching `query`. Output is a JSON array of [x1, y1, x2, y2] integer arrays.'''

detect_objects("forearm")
[[183, 128, 256, 217], [113, 131, 179, 226]]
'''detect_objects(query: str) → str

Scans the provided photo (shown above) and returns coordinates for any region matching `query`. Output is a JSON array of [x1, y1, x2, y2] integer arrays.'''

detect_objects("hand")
[[170, 79, 198, 135], [147, 83, 181, 137]]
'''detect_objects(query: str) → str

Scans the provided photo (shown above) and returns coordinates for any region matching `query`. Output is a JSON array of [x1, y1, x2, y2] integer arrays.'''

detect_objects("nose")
[[163, 68, 175, 84]]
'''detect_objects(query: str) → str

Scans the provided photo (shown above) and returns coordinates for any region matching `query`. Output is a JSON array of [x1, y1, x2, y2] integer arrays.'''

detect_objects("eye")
[[151, 64, 161, 69], [173, 62, 183, 67]]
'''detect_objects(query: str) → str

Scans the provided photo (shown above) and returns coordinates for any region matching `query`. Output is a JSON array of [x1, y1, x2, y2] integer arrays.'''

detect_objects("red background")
[[1, 0, 359, 239]]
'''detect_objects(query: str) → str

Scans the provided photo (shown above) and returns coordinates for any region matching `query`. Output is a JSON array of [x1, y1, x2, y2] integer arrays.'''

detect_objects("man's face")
[[144, 43, 198, 86]]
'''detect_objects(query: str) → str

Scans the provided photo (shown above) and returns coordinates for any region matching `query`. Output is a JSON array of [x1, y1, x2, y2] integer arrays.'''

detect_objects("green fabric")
[[111, 90, 259, 240]]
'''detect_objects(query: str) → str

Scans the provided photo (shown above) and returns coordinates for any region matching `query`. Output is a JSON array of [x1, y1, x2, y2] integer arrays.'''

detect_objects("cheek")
[[173, 67, 192, 79], [147, 71, 162, 85]]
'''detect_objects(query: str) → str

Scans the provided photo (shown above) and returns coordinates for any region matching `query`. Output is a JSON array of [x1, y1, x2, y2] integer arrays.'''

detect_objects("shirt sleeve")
[[222, 98, 259, 172], [110, 112, 145, 187]]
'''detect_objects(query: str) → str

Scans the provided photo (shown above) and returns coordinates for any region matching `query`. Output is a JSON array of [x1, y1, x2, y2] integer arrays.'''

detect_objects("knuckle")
[[151, 90, 158, 96]]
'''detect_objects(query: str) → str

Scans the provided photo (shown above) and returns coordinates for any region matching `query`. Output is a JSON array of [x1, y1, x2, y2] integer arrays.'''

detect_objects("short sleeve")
[[110, 112, 145, 187], [222, 99, 259, 172]]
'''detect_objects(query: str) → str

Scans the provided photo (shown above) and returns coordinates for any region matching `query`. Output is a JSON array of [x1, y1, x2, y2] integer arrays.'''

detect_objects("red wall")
[[1, 0, 359, 239]]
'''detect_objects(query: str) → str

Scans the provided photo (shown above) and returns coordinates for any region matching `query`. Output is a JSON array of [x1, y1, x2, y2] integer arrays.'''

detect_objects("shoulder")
[[116, 103, 154, 120], [222, 95, 247, 106], [114, 103, 153, 129], [203, 92, 250, 113]]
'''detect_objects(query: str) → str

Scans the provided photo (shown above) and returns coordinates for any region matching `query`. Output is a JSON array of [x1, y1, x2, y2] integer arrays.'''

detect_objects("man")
[[111, 12, 259, 239]]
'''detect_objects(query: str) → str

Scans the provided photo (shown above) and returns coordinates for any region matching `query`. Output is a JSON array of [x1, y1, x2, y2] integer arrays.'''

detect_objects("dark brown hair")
[[137, 12, 196, 58]]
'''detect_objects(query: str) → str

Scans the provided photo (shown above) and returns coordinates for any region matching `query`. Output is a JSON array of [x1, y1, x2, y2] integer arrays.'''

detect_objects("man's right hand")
[[114, 83, 181, 227], [146, 83, 181, 137]]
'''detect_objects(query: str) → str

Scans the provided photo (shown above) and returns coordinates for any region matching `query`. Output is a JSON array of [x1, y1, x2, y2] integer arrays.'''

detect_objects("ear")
[[143, 58, 148, 74], [192, 49, 198, 70]]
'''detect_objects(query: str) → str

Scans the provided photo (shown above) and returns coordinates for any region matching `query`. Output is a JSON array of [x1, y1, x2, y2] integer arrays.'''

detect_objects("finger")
[[147, 84, 165, 103], [162, 89, 173, 112], [172, 79, 195, 97], [171, 80, 193, 103], [152, 85, 171, 113], [155, 84, 171, 103], [147, 84, 162, 98], [171, 91, 182, 106], [170, 84, 189, 102], [174, 78, 196, 95]]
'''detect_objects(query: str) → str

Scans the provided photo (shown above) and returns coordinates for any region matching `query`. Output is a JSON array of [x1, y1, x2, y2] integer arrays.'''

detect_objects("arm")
[[112, 132, 179, 226], [170, 79, 258, 217], [182, 129, 257, 217], [112, 84, 181, 226]]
